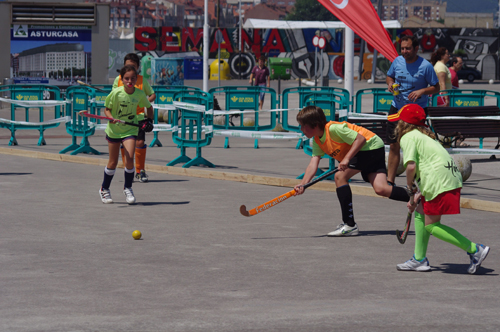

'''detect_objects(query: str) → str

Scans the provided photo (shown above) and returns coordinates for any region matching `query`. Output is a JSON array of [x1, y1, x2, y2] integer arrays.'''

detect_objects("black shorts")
[[137, 127, 146, 141], [387, 105, 428, 144], [105, 134, 137, 144], [349, 147, 387, 183]]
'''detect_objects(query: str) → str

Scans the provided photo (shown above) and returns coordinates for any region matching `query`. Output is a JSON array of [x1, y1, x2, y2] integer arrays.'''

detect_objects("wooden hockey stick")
[[78, 110, 141, 127], [76, 80, 108, 93], [240, 167, 340, 217]]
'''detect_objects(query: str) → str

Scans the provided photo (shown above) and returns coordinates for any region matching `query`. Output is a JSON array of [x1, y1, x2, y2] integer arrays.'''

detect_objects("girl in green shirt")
[[390, 104, 489, 274], [99, 65, 153, 205]]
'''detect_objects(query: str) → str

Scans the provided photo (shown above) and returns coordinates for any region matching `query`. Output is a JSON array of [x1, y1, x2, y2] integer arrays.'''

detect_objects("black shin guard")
[[389, 186, 410, 202], [336, 184, 355, 227]]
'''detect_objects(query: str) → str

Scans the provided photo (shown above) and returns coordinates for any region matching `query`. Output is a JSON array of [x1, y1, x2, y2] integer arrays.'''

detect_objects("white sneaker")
[[468, 244, 490, 274], [99, 188, 113, 204], [327, 223, 359, 237], [397, 256, 431, 272], [123, 187, 136, 204]]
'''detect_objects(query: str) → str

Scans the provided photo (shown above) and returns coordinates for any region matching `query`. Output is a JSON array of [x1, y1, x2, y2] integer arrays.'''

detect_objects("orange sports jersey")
[[117, 75, 145, 115], [314, 121, 376, 162]]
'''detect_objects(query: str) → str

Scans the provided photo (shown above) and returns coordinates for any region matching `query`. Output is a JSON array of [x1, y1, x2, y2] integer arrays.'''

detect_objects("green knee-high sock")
[[425, 222, 476, 254], [414, 212, 431, 261]]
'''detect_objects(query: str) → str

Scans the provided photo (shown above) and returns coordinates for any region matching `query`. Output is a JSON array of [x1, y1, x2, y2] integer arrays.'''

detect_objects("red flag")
[[318, 0, 398, 62]]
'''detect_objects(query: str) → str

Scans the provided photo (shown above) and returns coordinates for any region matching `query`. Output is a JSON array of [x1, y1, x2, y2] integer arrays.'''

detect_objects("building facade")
[[18, 43, 86, 77], [371, 0, 446, 22]]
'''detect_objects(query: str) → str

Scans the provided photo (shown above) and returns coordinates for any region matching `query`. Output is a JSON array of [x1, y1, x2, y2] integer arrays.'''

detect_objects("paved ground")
[[0, 80, 499, 331]]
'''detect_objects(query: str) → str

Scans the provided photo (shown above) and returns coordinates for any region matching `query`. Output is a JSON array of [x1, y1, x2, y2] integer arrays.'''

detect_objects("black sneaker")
[[138, 170, 149, 183]]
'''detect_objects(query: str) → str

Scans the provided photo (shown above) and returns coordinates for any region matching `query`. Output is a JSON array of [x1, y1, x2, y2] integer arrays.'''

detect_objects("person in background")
[[448, 56, 469, 147], [431, 47, 452, 107], [386, 35, 440, 186], [249, 55, 270, 110], [449, 56, 463, 89]]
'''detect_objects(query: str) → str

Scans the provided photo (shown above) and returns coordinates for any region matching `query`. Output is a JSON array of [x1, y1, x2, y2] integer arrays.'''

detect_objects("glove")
[[140, 118, 154, 132]]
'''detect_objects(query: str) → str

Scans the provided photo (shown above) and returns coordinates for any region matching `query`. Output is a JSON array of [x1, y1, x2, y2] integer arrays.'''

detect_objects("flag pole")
[[344, 27, 354, 100], [203, 0, 209, 92]]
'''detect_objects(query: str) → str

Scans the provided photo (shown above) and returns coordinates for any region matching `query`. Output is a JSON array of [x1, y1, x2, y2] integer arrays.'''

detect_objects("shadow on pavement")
[[432, 263, 496, 275]]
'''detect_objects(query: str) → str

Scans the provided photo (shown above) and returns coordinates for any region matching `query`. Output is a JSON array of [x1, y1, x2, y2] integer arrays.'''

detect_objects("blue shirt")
[[387, 55, 438, 109]]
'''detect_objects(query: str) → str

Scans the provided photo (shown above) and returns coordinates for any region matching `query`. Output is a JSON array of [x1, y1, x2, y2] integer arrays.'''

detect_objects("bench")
[[347, 116, 389, 144], [427, 106, 500, 149]]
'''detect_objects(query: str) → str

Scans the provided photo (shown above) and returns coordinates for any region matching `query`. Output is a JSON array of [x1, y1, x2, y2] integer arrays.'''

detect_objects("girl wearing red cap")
[[390, 104, 489, 274]]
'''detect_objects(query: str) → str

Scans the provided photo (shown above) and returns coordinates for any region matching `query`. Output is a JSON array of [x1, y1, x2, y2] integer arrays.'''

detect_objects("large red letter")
[[209, 28, 234, 53], [135, 27, 157, 51], [262, 29, 285, 53], [241, 29, 262, 57], [182, 28, 203, 52], [160, 27, 180, 52]]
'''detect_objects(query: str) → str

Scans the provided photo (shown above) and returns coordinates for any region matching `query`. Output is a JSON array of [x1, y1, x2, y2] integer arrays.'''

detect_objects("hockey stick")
[[396, 183, 419, 244], [76, 80, 108, 93], [78, 110, 141, 127], [240, 167, 340, 217]]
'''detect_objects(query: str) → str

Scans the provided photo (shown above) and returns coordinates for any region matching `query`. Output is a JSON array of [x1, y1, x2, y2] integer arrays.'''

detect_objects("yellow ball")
[[132, 230, 142, 240]]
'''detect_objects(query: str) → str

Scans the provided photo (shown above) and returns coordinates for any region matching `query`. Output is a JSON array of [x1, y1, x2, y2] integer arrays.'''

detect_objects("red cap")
[[388, 104, 428, 127]]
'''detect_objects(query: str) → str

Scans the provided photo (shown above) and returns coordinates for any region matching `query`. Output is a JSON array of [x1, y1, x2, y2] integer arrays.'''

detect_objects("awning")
[[243, 19, 400, 29]]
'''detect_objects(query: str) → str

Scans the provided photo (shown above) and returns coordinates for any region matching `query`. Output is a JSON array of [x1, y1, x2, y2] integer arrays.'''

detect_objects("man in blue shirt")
[[386, 35, 440, 186]]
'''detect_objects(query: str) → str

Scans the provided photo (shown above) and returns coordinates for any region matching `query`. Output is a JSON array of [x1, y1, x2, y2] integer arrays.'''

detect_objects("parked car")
[[457, 64, 482, 82]]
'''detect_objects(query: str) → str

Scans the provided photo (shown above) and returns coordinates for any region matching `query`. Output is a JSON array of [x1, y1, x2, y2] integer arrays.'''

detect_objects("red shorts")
[[435, 93, 448, 106], [421, 188, 461, 215], [436, 95, 447, 106]]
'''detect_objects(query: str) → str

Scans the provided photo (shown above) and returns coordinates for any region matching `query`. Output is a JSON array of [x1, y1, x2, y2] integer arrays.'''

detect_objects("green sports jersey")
[[312, 122, 384, 157], [400, 129, 462, 200], [112, 75, 154, 121], [104, 86, 151, 139]]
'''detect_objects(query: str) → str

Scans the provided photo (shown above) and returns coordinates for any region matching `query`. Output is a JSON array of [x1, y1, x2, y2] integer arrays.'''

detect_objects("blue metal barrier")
[[59, 86, 100, 155], [354, 88, 393, 114], [281, 87, 350, 150], [0, 85, 63, 146], [281, 86, 350, 132], [430, 89, 500, 107], [151, 85, 203, 147], [167, 91, 214, 168], [209, 86, 277, 149], [89, 85, 113, 119]]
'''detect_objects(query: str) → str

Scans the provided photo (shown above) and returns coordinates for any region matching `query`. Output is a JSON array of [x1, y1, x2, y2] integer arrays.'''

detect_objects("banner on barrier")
[[0, 116, 70, 126], [0, 97, 67, 107], [213, 129, 305, 140]]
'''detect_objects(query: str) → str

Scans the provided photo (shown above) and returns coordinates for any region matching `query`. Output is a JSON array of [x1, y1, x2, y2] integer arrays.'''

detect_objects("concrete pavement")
[[0, 80, 499, 331]]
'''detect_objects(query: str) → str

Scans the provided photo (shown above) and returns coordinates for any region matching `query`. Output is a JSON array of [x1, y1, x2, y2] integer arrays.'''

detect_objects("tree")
[[286, 0, 339, 21]]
